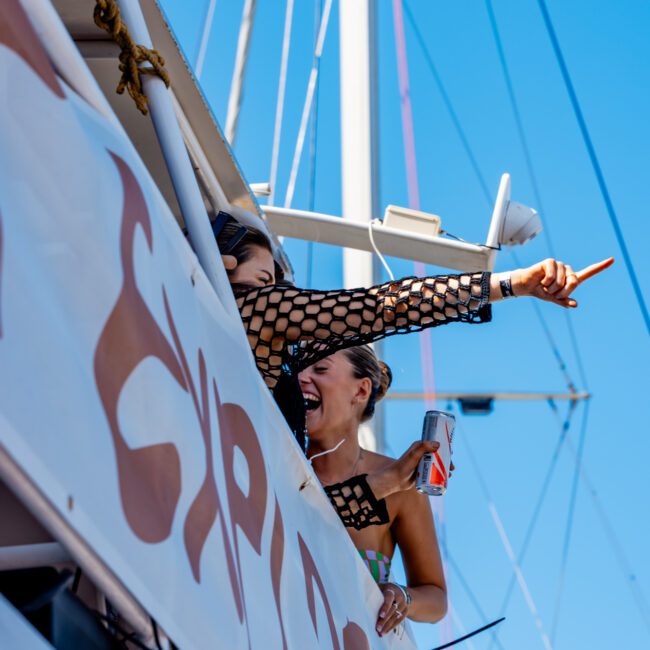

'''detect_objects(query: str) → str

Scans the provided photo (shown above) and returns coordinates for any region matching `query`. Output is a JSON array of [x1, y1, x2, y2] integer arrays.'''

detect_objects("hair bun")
[[376, 361, 393, 401]]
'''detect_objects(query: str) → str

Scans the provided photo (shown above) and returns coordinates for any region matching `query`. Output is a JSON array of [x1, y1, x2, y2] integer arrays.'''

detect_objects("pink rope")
[[392, 1, 451, 643]]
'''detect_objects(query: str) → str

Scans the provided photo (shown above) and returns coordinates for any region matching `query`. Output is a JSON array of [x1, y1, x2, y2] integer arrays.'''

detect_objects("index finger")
[[575, 257, 614, 284]]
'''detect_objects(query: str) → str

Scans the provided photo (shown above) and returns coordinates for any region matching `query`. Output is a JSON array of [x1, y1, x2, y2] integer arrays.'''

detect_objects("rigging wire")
[[392, 2, 452, 644], [194, 0, 217, 81], [403, 0, 581, 397], [484, 0, 589, 390], [402, 0, 493, 207], [550, 400, 591, 642], [456, 411, 554, 650], [561, 422, 650, 637], [448, 604, 478, 650], [401, 3, 645, 645], [487, 400, 577, 650], [535, 0, 650, 335], [444, 543, 508, 650], [268, 0, 294, 207], [305, 0, 323, 288], [283, 0, 333, 209]]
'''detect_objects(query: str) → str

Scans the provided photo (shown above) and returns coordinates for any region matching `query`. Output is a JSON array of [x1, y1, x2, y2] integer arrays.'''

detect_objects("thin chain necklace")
[[349, 448, 363, 479]]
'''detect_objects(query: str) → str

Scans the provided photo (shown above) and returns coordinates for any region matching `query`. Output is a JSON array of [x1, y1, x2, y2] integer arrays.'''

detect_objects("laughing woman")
[[299, 346, 446, 637], [209, 213, 612, 530]]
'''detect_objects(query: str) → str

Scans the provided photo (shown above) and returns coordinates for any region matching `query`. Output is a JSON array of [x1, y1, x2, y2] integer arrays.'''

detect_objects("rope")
[[93, 0, 170, 116]]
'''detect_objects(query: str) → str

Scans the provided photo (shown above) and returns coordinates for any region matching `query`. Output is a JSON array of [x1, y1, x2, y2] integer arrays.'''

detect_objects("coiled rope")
[[93, 0, 170, 115]]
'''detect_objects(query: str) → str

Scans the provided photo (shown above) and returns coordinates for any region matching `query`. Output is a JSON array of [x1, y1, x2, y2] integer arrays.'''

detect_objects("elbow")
[[429, 585, 448, 624], [409, 584, 448, 624]]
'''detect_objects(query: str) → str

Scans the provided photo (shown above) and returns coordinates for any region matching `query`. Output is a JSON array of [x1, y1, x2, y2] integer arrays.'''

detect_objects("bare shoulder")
[[360, 448, 394, 472]]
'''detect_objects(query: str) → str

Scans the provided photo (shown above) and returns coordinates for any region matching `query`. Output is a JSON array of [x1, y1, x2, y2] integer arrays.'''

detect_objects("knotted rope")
[[93, 0, 170, 115]]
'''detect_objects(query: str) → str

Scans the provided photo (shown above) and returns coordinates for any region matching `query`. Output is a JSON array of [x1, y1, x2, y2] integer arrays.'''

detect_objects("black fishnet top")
[[236, 272, 492, 449]]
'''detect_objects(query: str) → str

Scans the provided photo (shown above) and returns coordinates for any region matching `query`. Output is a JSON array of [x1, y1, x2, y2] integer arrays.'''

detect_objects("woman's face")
[[298, 350, 372, 438], [228, 245, 275, 288]]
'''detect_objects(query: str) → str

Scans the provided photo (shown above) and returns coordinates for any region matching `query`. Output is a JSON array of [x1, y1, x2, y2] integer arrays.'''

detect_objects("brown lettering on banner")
[[298, 533, 341, 650], [271, 497, 288, 650], [0, 0, 64, 98], [217, 378, 268, 637], [161, 293, 244, 619], [94, 152, 185, 543], [342, 621, 371, 650]]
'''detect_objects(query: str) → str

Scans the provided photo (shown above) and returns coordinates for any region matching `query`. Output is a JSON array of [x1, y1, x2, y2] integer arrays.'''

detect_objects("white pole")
[[339, 0, 378, 290], [339, 0, 381, 450], [283, 0, 333, 209], [268, 0, 295, 207], [225, 0, 257, 145], [117, 0, 228, 301], [195, 0, 218, 80]]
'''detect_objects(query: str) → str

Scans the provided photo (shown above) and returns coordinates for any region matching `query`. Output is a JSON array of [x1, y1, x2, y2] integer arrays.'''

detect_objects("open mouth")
[[303, 392, 322, 411]]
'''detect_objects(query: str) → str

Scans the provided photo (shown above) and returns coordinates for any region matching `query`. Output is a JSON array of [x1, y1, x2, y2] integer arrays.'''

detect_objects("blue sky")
[[159, 1, 650, 648]]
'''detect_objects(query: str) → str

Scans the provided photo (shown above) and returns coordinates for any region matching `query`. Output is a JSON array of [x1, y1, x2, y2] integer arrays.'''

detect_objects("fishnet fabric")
[[236, 272, 491, 391], [323, 474, 389, 530]]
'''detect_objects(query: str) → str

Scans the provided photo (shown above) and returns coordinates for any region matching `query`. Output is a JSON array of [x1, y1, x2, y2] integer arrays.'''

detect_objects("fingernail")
[[380, 611, 386, 618]]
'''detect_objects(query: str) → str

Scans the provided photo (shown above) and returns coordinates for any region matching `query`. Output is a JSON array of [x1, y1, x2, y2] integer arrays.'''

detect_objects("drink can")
[[415, 410, 455, 496]]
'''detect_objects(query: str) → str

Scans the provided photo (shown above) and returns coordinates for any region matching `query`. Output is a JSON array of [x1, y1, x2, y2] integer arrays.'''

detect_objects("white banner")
[[0, 2, 416, 649]]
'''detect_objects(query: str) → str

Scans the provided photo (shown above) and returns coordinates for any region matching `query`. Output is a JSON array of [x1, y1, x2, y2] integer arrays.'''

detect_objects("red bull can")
[[415, 410, 455, 496]]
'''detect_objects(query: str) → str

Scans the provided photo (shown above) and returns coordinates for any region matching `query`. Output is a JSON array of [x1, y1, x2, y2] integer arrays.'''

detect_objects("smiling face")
[[298, 350, 373, 439], [228, 244, 275, 288]]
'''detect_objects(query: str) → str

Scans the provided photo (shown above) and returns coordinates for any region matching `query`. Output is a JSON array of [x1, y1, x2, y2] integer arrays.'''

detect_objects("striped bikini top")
[[358, 549, 392, 584]]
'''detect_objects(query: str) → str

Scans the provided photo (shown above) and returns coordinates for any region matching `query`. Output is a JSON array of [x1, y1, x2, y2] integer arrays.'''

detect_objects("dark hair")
[[215, 221, 273, 268], [343, 345, 393, 422]]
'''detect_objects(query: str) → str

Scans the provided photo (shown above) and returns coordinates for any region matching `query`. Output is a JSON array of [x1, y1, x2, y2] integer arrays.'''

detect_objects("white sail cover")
[[0, 2, 416, 648]]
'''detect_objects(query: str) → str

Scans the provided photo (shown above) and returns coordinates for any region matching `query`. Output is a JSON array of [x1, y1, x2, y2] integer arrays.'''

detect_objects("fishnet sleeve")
[[237, 272, 491, 387]]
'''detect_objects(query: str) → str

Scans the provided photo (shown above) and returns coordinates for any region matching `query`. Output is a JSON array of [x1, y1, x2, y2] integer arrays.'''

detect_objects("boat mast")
[[339, 0, 383, 451]]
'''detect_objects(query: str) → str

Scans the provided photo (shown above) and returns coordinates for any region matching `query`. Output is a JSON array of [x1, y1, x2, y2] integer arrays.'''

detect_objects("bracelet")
[[393, 583, 411, 607], [499, 273, 516, 298]]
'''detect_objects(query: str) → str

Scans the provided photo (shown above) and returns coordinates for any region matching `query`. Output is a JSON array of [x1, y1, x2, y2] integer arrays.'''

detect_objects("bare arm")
[[376, 488, 447, 636]]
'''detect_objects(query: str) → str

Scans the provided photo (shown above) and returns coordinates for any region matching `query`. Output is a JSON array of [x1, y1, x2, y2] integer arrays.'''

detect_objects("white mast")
[[225, 0, 257, 145], [339, 0, 383, 451]]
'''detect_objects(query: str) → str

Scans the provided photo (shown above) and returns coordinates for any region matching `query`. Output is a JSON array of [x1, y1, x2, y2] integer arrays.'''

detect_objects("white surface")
[[263, 206, 495, 271], [383, 205, 442, 237], [0, 12, 415, 648]]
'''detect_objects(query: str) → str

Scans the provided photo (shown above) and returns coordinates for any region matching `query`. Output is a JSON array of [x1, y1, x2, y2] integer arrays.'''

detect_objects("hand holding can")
[[415, 410, 455, 496]]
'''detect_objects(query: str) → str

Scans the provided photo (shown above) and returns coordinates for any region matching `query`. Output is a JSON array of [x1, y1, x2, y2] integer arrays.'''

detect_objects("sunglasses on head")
[[211, 211, 248, 254]]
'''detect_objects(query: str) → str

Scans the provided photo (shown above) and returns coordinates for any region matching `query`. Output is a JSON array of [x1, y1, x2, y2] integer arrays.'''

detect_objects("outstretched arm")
[[236, 257, 613, 381]]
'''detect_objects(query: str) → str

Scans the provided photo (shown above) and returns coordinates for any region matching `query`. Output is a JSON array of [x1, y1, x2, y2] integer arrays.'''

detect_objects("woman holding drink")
[[210, 213, 613, 530], [298, 345, 448, 637]]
